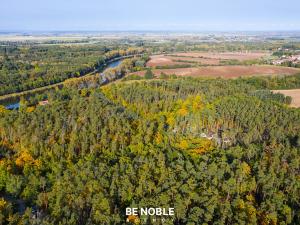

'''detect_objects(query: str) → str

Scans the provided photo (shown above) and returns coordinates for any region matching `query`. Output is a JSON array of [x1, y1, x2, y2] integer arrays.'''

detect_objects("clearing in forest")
[[272, 89, 300, 107]]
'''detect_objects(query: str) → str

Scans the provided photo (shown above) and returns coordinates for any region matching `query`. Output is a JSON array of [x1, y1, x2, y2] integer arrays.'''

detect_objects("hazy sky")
[[1, 0, 300, 31]]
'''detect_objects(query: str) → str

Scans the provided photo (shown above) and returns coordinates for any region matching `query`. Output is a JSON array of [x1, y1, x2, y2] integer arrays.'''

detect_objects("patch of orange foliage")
[[177, 138, 213, 155], [127, 215, 140, 224], [15, 151, 41, 168], [178, 107, 188, 116], [155, 132, 163, 144], [26, 106, 35, 113], [176, 95, 203, 116], [0, 105, 8, 114], [191, 139, 214, 155]]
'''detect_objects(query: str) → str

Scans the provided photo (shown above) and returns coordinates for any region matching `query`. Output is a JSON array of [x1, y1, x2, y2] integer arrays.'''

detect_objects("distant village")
[[272, 48, 300, 66]]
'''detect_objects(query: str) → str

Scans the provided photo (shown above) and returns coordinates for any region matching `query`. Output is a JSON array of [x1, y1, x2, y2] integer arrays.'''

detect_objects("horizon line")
[[1, 30, 300, 34]]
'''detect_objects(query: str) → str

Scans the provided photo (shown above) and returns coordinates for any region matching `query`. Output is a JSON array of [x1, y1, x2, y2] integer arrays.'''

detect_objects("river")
[[106, 59, 123, 69], [4, 58, 124, 110]]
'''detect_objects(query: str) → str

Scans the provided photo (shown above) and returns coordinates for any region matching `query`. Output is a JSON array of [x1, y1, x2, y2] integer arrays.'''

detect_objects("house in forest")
[[38, 100, 49, 106], [99, 73, 109, 84], [200, 133, 207, 138], [223, 137, 231, 144], [200, 130, 231, 148]]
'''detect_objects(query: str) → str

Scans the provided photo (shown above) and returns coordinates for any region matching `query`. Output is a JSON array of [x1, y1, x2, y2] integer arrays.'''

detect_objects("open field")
[[273, 89, 300, 107], [146, 54, 221, 66], [146, 55, 183, 66], [146, 51, 271, 67], [167, 56, 221, 64], [168, 51, 271, 60], [131, 65, 300, 78]]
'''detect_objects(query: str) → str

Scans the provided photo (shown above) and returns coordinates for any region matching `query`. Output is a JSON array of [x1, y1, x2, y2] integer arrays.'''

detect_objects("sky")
[[1, 0, 300, 31]]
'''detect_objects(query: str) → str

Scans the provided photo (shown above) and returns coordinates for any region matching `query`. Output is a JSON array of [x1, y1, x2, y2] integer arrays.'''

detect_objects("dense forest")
[[0, 74, 299, 224]]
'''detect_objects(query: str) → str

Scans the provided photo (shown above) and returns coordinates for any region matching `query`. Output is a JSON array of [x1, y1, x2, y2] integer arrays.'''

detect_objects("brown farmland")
[[168, 56, 221, 65], [146, 55, 181, 66], [147, 54, 221, 66], [272, 89, 300, 107], [131, 65, 300, 78], [169, 51, 270, 61], [146, 51, 271, 68]]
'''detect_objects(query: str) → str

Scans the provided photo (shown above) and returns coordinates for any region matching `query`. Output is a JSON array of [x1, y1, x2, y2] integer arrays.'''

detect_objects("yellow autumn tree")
[[237, 199, 245, 209], [155, 132, 163, 144], [26, 106, 35, 113], [241, 162, 251, 175], [177, 107, 188, 116], [178, 139, 189, 150], [176, 95, 204, 116], [246, 193, 255, 202], [246, 204, 257, 222], [0, 105, 8, 114], [176, 138, 213, 155], [0, 198, 7, 211], [166, 113, 175, 126], [15, 150, 41, 168], [191, 95, 203, 112], [176, 98, 189, 116], [192, 139, 214, 155], [127, 215, 140, 224]]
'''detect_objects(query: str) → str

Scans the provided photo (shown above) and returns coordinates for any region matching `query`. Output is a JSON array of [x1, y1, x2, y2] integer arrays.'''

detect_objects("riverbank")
[[0, 55, 138, 107]]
